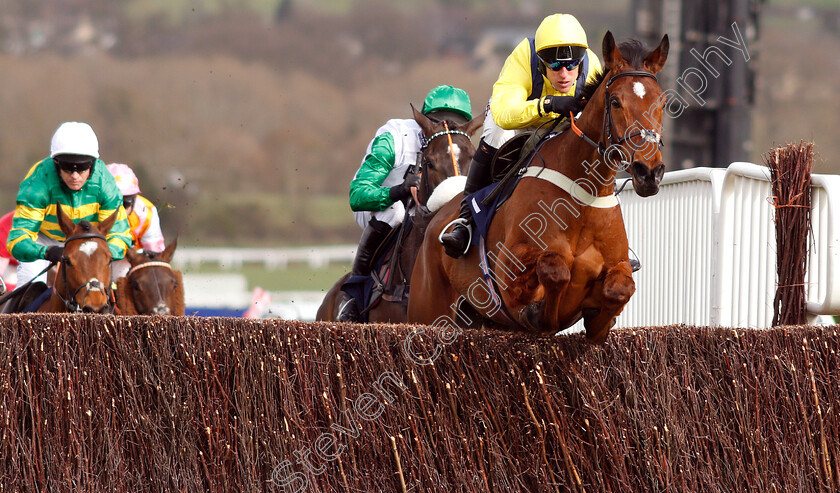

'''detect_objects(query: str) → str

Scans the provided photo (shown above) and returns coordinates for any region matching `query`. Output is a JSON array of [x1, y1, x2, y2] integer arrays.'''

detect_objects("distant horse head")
[[411, 105, 484, 206], [116, 238, 184, 316], [42, 203, 117, 313]]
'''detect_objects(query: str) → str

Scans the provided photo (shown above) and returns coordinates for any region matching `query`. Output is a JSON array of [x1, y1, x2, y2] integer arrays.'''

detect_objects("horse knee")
[[536, 252, 570, 288], [603, 266, 635, 305]]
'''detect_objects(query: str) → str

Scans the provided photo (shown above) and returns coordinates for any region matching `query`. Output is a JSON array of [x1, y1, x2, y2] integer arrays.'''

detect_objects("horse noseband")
[[86, 279, 105, 292], [602, 70, 665, 154]]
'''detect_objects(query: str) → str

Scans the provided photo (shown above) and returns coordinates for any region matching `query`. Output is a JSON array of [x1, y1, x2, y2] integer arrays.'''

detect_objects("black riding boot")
[[440, 139, 496, 258], [337, 218, 392, 322]]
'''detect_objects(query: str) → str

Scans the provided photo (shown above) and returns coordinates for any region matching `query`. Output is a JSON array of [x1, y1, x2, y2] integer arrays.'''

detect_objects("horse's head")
[[55, 203, 116, 313], [123, 238, 183, 315], [411, 105, 484, 206], [598, 31, 669, 197]]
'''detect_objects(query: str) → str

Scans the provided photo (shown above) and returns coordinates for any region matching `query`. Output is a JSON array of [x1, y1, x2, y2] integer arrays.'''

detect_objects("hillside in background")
[[0, 0, 837, 246]]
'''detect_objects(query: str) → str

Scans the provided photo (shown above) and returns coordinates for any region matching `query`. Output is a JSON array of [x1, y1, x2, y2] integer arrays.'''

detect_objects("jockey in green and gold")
[[7, 122, 132, 287]]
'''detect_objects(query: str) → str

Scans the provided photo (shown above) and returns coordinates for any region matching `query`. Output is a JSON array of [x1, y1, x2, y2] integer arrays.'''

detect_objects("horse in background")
[[408, 32, 669, 343], [317, 106, 484, 322], [115, 239, 184, 315]]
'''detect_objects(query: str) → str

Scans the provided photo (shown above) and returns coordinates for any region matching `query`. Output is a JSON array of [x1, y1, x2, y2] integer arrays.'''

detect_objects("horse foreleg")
[[584, 261, 635, 344], [519, 251, 570, 331]]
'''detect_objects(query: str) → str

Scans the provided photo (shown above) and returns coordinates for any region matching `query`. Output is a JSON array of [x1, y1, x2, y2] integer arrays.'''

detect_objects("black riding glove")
[[388, 173, 421, 201], [45, 245, 64, 263], [542, 95, 583, 116]]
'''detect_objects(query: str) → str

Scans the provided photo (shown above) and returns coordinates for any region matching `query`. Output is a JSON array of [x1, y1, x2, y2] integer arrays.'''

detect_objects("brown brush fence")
[[0, 314, 838, 492]]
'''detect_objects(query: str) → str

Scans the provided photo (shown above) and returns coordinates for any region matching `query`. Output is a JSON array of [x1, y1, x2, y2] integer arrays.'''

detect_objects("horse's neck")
[[551, 95, 616, 196], [395, 211, 429, 284]]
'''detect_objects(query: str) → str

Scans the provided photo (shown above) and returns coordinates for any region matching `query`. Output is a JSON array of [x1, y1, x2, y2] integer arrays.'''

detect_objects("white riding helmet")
[[50, 122, 100, 158]]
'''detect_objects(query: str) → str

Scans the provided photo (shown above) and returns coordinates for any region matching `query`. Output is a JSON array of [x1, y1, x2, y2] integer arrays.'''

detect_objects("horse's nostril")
[[653, 163, 666, 182], [631, 161, 649, 180]]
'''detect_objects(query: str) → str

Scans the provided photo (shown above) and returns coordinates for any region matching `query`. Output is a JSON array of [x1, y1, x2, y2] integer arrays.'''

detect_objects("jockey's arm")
[[349, 132, 398, 212], [7, 204, 49, 263], [489, 39, 546, 130], [137, 198, 166, 252], [99, 182, 132, 261]]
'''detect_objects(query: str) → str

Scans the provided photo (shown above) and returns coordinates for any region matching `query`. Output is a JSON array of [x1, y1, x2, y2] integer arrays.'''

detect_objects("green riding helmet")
[[422, 85, 472, 122]]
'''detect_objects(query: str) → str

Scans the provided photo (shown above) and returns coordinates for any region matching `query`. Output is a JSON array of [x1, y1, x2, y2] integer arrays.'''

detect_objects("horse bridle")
[[56, 231, 114, 313], [416, 122, 469, 205], [571, 70, 664, 166], [126, 260, 175, 314]]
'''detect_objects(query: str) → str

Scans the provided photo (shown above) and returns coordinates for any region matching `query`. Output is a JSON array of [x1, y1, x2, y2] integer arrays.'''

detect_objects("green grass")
[[182, 262, 352, 292]]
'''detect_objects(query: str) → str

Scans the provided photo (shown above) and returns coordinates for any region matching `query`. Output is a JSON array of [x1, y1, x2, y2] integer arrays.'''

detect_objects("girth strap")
[[521, 167, 619, 209]]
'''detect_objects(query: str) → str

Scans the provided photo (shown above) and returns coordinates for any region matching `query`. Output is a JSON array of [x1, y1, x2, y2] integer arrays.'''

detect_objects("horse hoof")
[[519, 302, 542, 331]]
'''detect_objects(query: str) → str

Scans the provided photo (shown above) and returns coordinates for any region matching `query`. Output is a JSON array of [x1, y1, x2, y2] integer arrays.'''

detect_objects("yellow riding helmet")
[[534, 13, 589, 55]]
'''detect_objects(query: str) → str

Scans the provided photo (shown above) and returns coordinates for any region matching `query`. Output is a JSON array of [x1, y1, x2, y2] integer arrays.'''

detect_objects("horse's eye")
[[610, 98, 622, 109]]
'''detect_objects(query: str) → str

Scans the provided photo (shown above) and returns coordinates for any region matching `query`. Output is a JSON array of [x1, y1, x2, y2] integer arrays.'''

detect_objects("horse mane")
[[78, 220, 93, 232], [577, 70, 606, 103], [576, 39, 655, 103]]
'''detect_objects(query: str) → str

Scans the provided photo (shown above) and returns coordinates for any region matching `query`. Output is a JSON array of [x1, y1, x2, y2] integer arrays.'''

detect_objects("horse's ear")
[[602, 31, 626, 72], [412, 103, 435, 137], [158, 237, 178, 263], [97, 207, 119, 236], [643, 34, 669, 74], [55, 202, 76, 236], [125, 247, 143, 266], [459, 114, 485, 138]]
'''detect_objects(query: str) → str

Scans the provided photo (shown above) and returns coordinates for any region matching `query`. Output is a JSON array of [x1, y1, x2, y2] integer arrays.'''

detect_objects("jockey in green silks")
[[338, 85, 474, 322]]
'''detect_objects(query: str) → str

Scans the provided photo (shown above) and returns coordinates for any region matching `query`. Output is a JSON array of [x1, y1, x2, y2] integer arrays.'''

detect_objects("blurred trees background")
[[0, 0, 837, 245]]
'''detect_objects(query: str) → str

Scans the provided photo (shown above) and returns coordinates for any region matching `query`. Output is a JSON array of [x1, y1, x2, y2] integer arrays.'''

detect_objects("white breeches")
[[354, 200, 406, 229], [16, 235, 62, 286]]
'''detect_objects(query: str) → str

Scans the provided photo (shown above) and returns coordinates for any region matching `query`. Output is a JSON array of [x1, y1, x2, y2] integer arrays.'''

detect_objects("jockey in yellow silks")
[[440, 13, 602, 259]]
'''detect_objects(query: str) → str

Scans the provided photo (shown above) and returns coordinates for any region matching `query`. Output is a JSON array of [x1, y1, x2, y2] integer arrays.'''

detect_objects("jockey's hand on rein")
[[542, 95, 583, 116], [45, 245, 64, 263], [389, 173, 421, 201]]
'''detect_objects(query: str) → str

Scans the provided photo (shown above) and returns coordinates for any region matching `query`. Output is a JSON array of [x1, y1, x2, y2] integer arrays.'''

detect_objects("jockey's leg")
[[440, 139, 496, 258], [337, 217, 393, 322]]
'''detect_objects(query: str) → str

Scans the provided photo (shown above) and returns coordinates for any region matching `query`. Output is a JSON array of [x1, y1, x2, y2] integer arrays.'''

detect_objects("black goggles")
[[123, 195, 137, 210], [539, 55, 583, 72], [55, 158, 94, 174]]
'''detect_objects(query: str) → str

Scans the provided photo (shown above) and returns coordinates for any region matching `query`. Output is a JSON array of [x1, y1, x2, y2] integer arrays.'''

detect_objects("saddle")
[[0, 281, 49, 313]]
